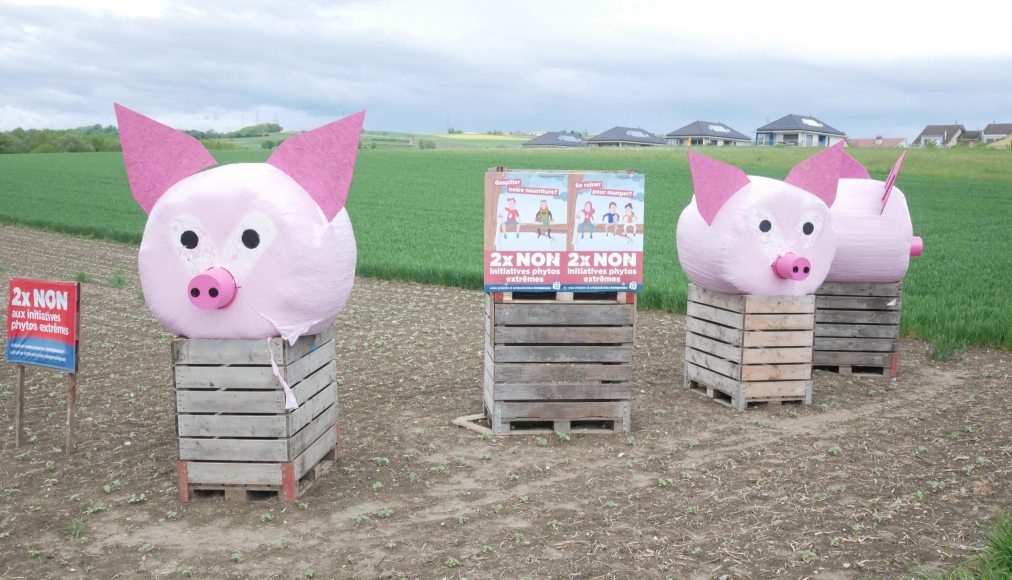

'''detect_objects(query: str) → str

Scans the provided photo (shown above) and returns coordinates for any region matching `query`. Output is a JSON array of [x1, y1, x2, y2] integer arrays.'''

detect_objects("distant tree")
[[418, 139, 436, 149], [260, 140, 277, 150], [54, 134, 95, 153]]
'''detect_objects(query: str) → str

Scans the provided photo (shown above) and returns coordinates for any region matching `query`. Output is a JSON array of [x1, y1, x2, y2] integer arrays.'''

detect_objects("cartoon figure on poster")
[[493, 172, 568, 251], [573, 173, 645, 252], [116, 104, 364, 409], [827, 151, 923, 282], [676, 144, 845, 296]]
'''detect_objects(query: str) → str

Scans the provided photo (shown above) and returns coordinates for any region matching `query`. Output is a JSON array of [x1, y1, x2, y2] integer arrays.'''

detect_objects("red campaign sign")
[[6, 278, 79, 373]]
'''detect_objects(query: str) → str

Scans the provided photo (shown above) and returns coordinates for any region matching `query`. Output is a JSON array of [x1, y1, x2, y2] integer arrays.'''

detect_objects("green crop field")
[[0, 147, 1009, 356]]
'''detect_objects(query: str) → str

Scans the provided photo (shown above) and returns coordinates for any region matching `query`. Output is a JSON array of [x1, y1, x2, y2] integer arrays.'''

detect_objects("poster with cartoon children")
[[485, 169, 643, 292]]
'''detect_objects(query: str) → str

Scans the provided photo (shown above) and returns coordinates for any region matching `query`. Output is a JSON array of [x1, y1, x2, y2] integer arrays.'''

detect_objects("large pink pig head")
[[676, 144, 845, 295], [116, 104, 364, 342]]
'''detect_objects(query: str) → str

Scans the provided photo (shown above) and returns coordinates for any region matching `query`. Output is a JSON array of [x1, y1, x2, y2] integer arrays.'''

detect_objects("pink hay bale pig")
[[115, 104, 364, 342], [676, 143, 845, 295], [826, 151, 923, 282]]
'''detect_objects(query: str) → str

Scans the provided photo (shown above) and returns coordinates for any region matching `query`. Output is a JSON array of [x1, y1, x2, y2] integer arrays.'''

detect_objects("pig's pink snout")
[[910, 236, 923, 257], [773, 253, 812, 281], [187, 267, 237, 310]]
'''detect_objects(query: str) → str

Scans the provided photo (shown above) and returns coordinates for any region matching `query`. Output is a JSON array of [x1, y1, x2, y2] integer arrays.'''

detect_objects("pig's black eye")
[[242, 229, 260, 249], [803, 222, 815, 235], [759, 219, 772, 233], [180, 230, 198, 249]]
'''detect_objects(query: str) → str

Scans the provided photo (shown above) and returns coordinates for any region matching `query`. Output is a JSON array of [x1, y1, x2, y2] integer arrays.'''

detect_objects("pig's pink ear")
[[840, 150, 871, 179], [268, 111, 365, 221], [880, 151, 906, 214], [784, 141, 844, 207], [687, 151, 750, 225], [114, 103, 216, 214]]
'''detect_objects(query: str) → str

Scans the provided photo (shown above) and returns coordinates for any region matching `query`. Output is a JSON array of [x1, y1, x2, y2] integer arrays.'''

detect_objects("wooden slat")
[[687, 284, 744, 312], [685, 332, 742, 361], [176, 389, 282, 414], [494, 326, 634, 345], [814, 337, 898, 352], [687, 301, 743, 329], [294, 424, 338, 480], [494, 363, 632, 382], [172, 329, 333, 366], [742, 330, 813, 348], [740, 364, 812, 381], [743, 313, 815, 331], [498, 400, 629, 421], [815, 310, 901, 325], [289, 404, 339, 459], [740, 380, 809, 399], [744, 294, 815, 314], [816, 296, 901, 311], [185, 461, 282, 486], [685, 317, 742, 346], [177, 414, 288, 438], [685, 362, 739, 393], [492, 383, 631, 401], [814, 323, 900, 339], [494, 304, 634, 326], [493, 345, 632, 363], [685, 347, 740, 380], [817, 282, 902, 297], [287, 382, 338, 435], [174, 365, 278, 390], [813, 350, 894, 366], [285, 340, 336, 386], [741, 346, 812, 365], [179, 437, 288, 462]]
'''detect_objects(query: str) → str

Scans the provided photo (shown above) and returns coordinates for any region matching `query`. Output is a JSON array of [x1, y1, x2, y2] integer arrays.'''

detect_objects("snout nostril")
[[803, 267, 810, 273], [209, 288, 219, 298], [792, 266, 799, 273], [190, 288, 200, 298]]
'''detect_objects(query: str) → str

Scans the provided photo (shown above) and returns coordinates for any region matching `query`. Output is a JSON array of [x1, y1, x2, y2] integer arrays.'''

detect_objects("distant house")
[[522, 131, 587, 148], [755, 114, 846, 147], [665, 121, 750, 146], [959, 130, 983, 147], [849, 136, 908, 148], [987, 134, 1012, 149], [587, 126, 666, 147], [982, 123, 1012, 143], [911, 125, 964, 148]]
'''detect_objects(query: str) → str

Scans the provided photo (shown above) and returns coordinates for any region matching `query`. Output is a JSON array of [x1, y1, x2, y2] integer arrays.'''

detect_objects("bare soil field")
[[1, 224, 1010, 579]]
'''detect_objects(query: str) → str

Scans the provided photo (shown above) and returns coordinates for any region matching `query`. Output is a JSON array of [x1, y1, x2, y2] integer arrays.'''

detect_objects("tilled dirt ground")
[[0, 224, 1010, 579]]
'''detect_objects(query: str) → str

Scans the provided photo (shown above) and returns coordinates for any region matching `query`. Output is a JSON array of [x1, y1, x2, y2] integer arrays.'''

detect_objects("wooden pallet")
[[814, 282, 902, 377], [684, 284, 815, 411], [484, 292, 635, 435], [173, 330, 339, 503]]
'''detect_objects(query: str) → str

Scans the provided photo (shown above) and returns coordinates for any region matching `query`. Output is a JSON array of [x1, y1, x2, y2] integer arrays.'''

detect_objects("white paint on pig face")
[[138, 163, 356, 340]]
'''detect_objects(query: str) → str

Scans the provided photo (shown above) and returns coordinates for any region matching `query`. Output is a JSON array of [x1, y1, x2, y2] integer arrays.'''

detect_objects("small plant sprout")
[[354, 514, 371, 526], [479, 452, 492, 461], [513, 531, 525, 544], [456, 515, 467, 525], [508, 445, 519, 454], [547, 520, 561, 531], [45, 460, 56, 470], [260, 512, 274, 523], [556, 431, 571, 442], [686, 437, 699, 449], [230, 552, 245, 563], [74, 272, 90, 284], [828, 445, 842, 456], [457, 458, 471, 467], [372, 457, 390, 468], [165, 510, 178, 520], [377, 507, 393, 519], [430, 465, 446, 474], [480, 432, 493, 441], [68, 518, 88, 540], [276, 537, 290, 549], [535, 436, 548, 447], [127, 493, 147, 504], [626, 436, 636, 446], [685, 506, 699, 515], [492, 504, 503, 514], [408, 471, 419, 482], [445, 556, 460, 568], [658, 478, 673, 487], [138, 543, 153, 554], [102, 480, 121, 494], [371, 481, 383, 491], [518, 495, 529, 503], [798, 549, 816, 561], [481, 545, 494, 553], [829, 536, 843, 547], [342, 466, 356, 475], [385, 540, 397, 549], [604, 500, 619, 509]]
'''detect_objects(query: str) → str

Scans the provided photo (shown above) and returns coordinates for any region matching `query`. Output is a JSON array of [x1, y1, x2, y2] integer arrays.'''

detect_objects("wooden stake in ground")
[[65, 371, 77, 456], [15, 364, 26, 447]]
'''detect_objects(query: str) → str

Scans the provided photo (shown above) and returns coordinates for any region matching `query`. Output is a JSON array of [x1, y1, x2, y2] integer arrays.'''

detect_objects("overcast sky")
[[2, 0, 1010, 140]]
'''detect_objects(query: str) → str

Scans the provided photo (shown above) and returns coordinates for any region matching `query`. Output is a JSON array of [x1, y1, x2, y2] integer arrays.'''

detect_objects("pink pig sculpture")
[[676, 144, 845, 295], [115, 104, 364, 343], [826, 151, 923, 282]]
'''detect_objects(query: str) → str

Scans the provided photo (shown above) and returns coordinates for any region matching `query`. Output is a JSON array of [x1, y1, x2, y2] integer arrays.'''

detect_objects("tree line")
[[0, 122, 283, 154]]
